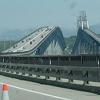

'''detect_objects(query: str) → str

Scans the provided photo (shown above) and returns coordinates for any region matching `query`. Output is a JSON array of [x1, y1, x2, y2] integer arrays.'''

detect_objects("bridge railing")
[[0, 62, 100, 83]]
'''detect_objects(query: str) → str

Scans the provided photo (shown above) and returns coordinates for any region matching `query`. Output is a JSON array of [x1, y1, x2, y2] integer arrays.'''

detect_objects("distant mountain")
[[0, 40, 16, 52], [62, 28, 77, 37], [0, 27, 77, 41], [62, 24, 100, 37], [0, 23, 100, 41], [0, 28, 35, 41], [64, 36, 76, 54]]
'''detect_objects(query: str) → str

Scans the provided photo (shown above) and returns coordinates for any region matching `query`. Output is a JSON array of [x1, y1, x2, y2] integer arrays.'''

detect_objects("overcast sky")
[[0, 0, 100, 33]]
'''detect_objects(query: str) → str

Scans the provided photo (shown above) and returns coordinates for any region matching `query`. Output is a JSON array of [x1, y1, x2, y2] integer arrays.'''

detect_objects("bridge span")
[[72, 11, 100, 55], [0, 11, 100, 99], [2, 26, 66, 56]]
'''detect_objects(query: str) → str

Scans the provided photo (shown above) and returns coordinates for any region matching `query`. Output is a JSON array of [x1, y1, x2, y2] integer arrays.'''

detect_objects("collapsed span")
[[72, 11, 100, 55], [2, 26, 66, 56], [72, 28, 100, 55]]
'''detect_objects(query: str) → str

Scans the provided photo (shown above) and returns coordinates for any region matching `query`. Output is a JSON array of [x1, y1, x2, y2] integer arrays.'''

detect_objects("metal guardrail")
[[0, 63, 100, 83]]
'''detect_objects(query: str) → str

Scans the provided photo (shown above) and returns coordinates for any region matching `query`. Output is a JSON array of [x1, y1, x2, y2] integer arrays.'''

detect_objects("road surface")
[[0, 75, 99, 100]]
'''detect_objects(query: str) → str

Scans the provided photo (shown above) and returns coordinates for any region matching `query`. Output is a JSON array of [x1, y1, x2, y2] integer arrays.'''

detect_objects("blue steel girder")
[[72, 28, 100, 55], [35, 27, 66, 55]]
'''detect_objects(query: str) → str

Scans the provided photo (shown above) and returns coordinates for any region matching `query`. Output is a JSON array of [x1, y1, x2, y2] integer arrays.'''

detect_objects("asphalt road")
[[0, 75, 100, 100]]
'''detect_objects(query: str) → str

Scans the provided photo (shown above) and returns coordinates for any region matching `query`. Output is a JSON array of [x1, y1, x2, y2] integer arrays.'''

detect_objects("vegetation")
[[64, 36, 76, 54], [0, 41, 16, 52]]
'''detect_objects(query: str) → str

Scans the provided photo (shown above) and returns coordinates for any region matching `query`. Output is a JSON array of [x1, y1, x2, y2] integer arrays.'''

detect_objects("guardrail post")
[[56, 77, 60, 81], [45, 76, 49, 80]]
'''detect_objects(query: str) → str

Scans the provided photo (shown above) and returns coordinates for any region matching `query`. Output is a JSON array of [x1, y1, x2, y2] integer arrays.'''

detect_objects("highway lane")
[[0, 75, 100, 100], [0, 83, 70, 100]]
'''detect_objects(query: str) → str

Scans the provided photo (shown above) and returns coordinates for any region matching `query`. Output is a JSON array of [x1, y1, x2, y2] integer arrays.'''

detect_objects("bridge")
[[0, 11, 100, 100], [2, 12, 100, 56], [2, 26, 66, 56], [72, 11, 100, 55]]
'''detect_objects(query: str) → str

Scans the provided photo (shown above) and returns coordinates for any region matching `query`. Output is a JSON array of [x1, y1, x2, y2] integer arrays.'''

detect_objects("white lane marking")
[[0, 82, 72, 100]]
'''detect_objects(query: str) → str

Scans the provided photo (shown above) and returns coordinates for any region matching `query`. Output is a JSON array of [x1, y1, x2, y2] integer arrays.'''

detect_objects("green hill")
[[0, 41, 16, 52], [64, 36, 76, 54]]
